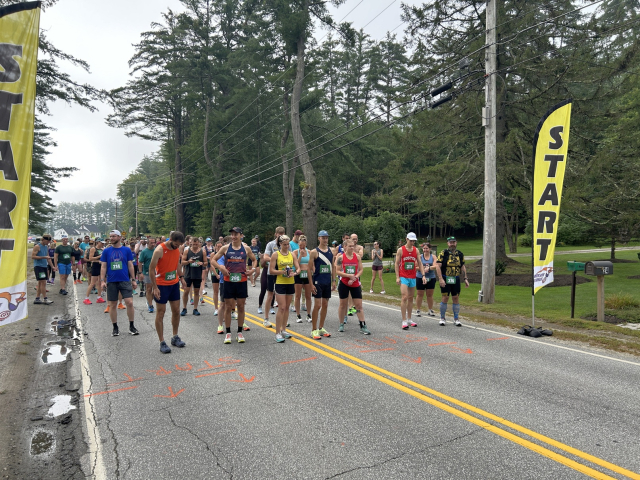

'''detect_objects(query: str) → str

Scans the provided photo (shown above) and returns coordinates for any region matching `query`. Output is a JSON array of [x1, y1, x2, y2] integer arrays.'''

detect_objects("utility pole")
[[481, 0, 497, 304], [134, 184, 138, 237]]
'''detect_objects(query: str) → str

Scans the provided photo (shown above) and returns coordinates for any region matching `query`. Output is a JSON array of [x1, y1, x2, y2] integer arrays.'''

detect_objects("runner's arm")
[[128, 260, 137, 285], [148, 246, 164, 290], [246, 246, 258, 272], [269, 252, 280, 275], [100, 262, 107, 286], [394, 248, 401, 279], [356, 256, 363, 280], [335, 254, 351, 278], [292, 253, 301, 275]]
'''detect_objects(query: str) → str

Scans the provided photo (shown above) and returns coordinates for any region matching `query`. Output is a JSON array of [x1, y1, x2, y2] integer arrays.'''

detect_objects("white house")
[[54, 225, 80, 240]]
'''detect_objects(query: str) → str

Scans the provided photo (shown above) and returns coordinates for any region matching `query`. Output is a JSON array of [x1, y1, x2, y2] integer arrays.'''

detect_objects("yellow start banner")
[[532, 100, 572, 294], [0, 2, 41, 325]]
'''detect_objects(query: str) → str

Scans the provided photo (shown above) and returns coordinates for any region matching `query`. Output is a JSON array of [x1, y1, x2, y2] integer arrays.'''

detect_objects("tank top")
[[313, 247, 333, 285], [372, 249, 383, 267], [33, 243, 49, 268], [275, 250, 295, 285], [224, 243, 247, 283], [398, 245, 418, 279], [416, 253, 436, 279], [156, 242, 180, 286], [341, 252, 361, 287], [185, 248, 204, 280]]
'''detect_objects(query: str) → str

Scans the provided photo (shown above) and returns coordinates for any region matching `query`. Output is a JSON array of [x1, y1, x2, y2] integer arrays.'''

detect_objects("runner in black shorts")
[[436, 237, 469, 327], [336, 239, 370, 334], [309, 230, 336, 339], [416, 243, 437, 318], [181, 237, 205, 316]]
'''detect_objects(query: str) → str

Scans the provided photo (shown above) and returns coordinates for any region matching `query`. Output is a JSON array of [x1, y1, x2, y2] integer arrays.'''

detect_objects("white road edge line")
[[353, 296, 640, 367], [72, 283, 107, 480]]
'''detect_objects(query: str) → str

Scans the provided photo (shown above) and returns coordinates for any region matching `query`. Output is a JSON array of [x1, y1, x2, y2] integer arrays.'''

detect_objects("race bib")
[[190, 262, 199, 268], [63, 253, 71, 260], [38, 271, 46, 279], [229, 272, 242, 283], [346, 265, 356, 275], [300, 271, 308, 279], [165, 270, 177, 281], [446, 276, 457, 285], [111, 261, 123, 271], [405, 261, 414, 270], [319, 265, 330, 274]]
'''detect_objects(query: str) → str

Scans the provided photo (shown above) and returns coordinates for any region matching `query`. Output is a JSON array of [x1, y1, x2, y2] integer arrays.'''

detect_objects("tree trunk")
[[496, 197, 509, 261], [173, 108, 185, 233], [290, 4, 317, 249], [610, 236, 616, 260], [281, 89, 296, 236], [203, 98, 218, 238]]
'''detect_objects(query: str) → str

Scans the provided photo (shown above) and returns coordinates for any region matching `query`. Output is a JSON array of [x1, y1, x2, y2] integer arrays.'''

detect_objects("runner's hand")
[[422, 277, 427, 284], [464, 278, 469, 288], [153, 286, 160, 300], [396, 277, 400, 285], [439, 279, 445, 288]]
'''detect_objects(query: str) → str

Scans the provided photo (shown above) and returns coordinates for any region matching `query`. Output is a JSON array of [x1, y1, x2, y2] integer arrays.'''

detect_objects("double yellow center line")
[[197, 294, 638, 479]]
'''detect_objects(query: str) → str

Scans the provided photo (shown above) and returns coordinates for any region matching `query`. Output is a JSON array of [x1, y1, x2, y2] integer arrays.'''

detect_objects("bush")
[[495, 260, 507, 276], [556, 216, 592, 246], [605, 293, 640, 310], [518, 234, 532, 247], [363, 211, 405, 253]]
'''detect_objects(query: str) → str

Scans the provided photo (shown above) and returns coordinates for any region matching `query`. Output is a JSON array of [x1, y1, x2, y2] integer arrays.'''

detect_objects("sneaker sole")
[[129, 331, 139, 336], [112, 332, 119, 336]]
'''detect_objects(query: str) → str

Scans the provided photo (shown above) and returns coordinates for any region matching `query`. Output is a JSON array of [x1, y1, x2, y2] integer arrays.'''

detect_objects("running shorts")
[[107, 281, 133, 302], [338, 282, 362, 300]]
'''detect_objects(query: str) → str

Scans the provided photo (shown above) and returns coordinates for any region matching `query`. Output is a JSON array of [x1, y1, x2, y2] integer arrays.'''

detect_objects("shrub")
[[495, 260, 507, 276], [363, 211, 405, 253], [518, 234, 532, 247], [605, 293, 640, 310]]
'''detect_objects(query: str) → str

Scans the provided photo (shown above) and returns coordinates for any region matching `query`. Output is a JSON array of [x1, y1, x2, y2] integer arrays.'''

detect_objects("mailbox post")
[[584, 261, 614, 322], [567, 261, 585, 318]]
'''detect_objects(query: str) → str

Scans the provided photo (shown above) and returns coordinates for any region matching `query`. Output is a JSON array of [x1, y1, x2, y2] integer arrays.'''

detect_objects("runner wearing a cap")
[[213, 227, 258, 344], [100, 231, 139, 337], [395, 232, 427, 330], [436, 237, 469, 326], [149, 231, 186, 353], [308, 230, 335, 339], [54, 235, 73, 295]]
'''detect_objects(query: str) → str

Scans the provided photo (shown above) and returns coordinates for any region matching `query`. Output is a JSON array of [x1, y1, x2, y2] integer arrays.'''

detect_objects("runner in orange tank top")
[[149, 231, 186, 354]]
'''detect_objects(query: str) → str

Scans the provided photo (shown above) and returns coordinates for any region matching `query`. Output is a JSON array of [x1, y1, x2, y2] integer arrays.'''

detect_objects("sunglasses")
[[43, 237, 51, 240]]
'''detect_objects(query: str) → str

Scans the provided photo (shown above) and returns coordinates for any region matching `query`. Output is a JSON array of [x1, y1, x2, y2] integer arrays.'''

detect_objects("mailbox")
[[567, 261, 585, 272], [584, 261, 613, 276]]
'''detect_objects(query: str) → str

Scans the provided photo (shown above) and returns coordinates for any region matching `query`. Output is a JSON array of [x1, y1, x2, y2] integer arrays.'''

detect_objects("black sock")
[[226, 327, 231, 333], [73, 273, 76, 280], [129, 321, 134, 327], [113, 323, 118, 329], [359, 321, 365, 327], [237, 326, 243, 333]]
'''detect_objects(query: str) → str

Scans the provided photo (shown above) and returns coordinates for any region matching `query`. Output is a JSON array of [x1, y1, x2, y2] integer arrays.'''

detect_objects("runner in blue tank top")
[[308, 230, 336, 340], [293, 235, 312, 323]]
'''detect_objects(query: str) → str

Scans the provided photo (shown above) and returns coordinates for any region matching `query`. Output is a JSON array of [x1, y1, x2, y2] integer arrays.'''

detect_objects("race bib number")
[[300, 271, 308, 279], [165, 270, 177, 281], [229, 272, 242, 283], [190, 262, 199, 268], [405, 261, 414, 270], [63, 253, 71, 260], [346, 265, 356, 275], [446, 276, 457, 285], [38, 271, 46, 279], [111, 261, 123, 271], [319, 265, 330, 274]]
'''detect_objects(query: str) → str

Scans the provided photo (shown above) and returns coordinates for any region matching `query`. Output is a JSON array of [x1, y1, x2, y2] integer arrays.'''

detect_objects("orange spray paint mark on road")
[[107, 373, 143, 386], [195, 369, 237, 379], [175, 363, 193, 371], [154, 386, 185, 398], [228, 373, 255, 383], [146, 366, 171, 376], [401, 355, 422, 363], [84, 386, 138, 397], [281, 356, 317, 365]]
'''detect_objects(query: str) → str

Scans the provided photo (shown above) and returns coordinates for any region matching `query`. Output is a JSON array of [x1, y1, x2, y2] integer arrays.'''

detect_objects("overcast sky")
[[41, 0, 421, 206]]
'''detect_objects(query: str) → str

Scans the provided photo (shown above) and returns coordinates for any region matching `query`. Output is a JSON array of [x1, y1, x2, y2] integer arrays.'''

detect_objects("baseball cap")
[[447, 236, 457, 242], [206, 237, 212, 242], [95, 238, 104, 243], [295, 229, 303, 235], [406, 232, 417, 241], [230, 227, 243, 234], [110, 230, 121, 236], [61, 234, 68, 239], [318, 230, 329, 237], [332, 241, 338, 245]]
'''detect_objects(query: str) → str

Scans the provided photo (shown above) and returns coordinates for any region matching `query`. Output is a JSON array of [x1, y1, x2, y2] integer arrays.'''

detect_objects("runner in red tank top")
[[336, 239, 370, 334], [395, 232, 427, 330]]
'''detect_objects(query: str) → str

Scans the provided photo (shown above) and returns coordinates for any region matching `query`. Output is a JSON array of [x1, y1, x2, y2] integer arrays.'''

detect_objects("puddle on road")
[[47, 395, 76, 418], [30, 430, 55, 456], [50, 320, 78, 339], [41, 341, 69, 364]]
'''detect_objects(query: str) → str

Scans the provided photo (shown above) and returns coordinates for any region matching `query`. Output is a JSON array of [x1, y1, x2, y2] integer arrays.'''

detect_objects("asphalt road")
[[69, 279, 640, 480]]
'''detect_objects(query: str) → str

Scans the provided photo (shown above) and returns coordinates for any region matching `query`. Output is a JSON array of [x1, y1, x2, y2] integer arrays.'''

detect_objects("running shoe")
[[348, 307, 355, 316], [231, 311, 238, 320], [33, 298, 42, 304], [190, 298, 194, 305], [290, 305, 296, 312], [439, 319, 446, 326], [148, 305, 154, 313], [251, 283, 256, 287], [96, 297, 105, 304], [237, 333, 245, 343], [117, 303, 126, 310], [139, 291, 145, 297], [213, 309, 218, 316], [402, 321, 409, 330], [296, 314, 303, 323], [132, 290, 137, 295], [243, 323, 250, 331], [263, 320, 272, 328], [43, 298, 53, 305], [257, 306, 263, 314], [380, 290, 386, 294], [361, 325, 371, 335], [343, 315, 348, 324], [129, 325, 139, 335], [416, 310, 421, 317], [338, 323, 344, 333], [104, 305, 110, 313], [171, 335, 186, 347], [202, 290, 207, 296], [369, 289, 374, 293], [180, 308, 187, 316], [200, 298, 205, 304], [409, 320, 418, 327], [282, 331, 292, 339], [193, 309, 201, 316], [275, 333, 285, 343], [319, 328, 331, 337], [160, 341, 171, 354], [274, 301, 278, 307], [454, 319, 462, 327], [217, 325, 224, 334], [306, 315, 312, 323], [269, 308, 276, 315], [301, 303, 307, 311], [112, 325, 119, 336], [59, 289, 64, 294], [224, 333, 232, 344], [83, 298, 92, 305], [312, 330, 322, 340], [428, 309, 436, 317], [286, 322, 290, 327]]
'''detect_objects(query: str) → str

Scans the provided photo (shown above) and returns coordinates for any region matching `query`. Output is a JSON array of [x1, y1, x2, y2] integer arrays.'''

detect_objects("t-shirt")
[[138, 247, 154, 276], [80, 242, 90, 252], [264, 239, 278, 270], [55, 245, 74, 265], [437, 249, 465, 278], [100, 246, 134, 283], [290, 240, 299, 251]]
